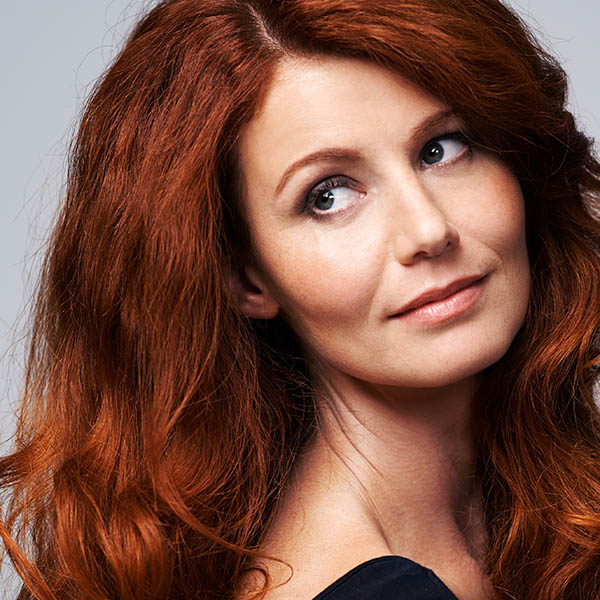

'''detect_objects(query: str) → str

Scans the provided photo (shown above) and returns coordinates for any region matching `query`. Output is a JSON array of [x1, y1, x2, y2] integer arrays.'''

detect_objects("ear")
[[229, 262, 280, 319]]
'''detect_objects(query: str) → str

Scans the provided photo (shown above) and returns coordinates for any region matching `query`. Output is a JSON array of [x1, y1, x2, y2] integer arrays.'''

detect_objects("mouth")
[[390, 274, 488, 324]]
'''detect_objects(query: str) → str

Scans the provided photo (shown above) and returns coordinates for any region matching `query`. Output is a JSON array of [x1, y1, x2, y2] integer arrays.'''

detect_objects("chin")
[[352, 328, 522, 390], [405, 333, 520, 389]]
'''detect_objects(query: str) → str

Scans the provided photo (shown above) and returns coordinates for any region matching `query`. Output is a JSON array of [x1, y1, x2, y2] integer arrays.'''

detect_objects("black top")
[[312, 556, 459, 600]]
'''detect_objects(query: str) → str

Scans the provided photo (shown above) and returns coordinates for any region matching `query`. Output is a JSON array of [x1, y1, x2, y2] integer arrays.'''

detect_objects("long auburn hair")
[[2, 0, 599, 598]]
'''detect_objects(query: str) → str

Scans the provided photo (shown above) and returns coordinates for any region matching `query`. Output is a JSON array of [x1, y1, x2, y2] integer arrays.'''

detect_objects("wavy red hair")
[[2, 1, 600, 598]]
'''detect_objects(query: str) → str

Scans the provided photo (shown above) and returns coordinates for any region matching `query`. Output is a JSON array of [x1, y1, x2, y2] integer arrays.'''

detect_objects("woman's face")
[[237, 56, 530, 388]]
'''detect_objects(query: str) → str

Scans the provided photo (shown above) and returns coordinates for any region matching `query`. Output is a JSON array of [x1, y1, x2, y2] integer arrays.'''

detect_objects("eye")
[[420, 133, 470, 168], [303, 176, 365, 218]]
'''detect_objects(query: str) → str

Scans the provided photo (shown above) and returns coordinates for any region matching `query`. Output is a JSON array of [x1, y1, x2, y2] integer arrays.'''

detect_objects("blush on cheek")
[[262, 228, 382, 320], [465, 163, 526, 250], [276, 263, 375, 325]]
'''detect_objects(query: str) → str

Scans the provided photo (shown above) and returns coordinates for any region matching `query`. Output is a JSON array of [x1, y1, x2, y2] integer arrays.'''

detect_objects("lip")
[[389, 274, 487, 323]]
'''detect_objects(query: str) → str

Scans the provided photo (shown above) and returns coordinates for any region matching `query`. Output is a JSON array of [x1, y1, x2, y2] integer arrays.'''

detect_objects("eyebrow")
[[274, 107, 456, 197]]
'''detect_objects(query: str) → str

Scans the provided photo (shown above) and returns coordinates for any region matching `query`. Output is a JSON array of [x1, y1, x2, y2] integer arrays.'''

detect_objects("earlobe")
[[229, 263, 280, 319]]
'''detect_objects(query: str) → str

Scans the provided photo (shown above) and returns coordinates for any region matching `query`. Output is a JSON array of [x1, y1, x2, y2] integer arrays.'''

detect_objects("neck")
[[257, 372, 491, 599], [311, 373, 485, 562]]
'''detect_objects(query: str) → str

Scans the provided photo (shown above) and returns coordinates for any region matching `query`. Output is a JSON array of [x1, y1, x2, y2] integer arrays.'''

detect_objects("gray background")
[[1, 0, 599, 594]]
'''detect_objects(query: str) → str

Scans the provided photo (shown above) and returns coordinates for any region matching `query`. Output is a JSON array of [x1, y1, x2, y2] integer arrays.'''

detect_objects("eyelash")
[[300, 175, 361, 220], [299, 131, 472, 219], [419, 131, 471, 171]]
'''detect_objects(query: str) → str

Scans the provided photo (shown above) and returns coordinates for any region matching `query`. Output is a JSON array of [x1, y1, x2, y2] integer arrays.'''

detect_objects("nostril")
[[410, 226, 460, 262]]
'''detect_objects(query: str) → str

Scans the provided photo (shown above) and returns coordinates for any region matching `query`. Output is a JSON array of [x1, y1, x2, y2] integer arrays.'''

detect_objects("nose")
[[392, 178, 460, 265]]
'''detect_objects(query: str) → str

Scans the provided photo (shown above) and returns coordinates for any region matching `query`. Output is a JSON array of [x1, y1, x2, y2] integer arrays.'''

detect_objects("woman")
[[1, 0, 599, 599]]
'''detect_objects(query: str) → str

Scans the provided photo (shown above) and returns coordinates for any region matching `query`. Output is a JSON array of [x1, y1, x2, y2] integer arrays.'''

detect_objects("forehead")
[[238, 56, 446, 198]]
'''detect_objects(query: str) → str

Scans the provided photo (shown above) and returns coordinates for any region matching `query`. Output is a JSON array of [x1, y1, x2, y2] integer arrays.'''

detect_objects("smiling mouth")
[[390, 275, 488, 324]]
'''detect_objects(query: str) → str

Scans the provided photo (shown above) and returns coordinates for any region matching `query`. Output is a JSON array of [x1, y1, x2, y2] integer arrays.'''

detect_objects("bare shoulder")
[[235, 561, 303, 600], [235, 446, 389, 599], [236, 557, 316, 600], [236, 543, 388, 600]]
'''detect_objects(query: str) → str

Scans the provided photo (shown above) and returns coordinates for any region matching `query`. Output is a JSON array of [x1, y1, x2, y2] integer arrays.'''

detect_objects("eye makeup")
[[295, 129, 473, 220]]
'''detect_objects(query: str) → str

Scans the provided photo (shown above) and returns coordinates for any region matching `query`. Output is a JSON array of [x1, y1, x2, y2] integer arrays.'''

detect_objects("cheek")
[[464, 163, 531, 325], [253, 222, 384, 330], [454, 159, 527, 261]]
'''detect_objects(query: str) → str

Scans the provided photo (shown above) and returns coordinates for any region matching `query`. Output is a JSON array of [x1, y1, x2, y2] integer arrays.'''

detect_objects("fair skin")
[[233, 56, 530, 600]]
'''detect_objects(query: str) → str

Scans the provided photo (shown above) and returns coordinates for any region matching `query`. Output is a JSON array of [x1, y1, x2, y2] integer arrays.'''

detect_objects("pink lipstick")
[[390, 275, 487, 325]]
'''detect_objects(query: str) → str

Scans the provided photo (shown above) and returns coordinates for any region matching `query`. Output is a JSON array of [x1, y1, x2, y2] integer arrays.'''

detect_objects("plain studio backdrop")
[[1, 0, 599, 595]]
